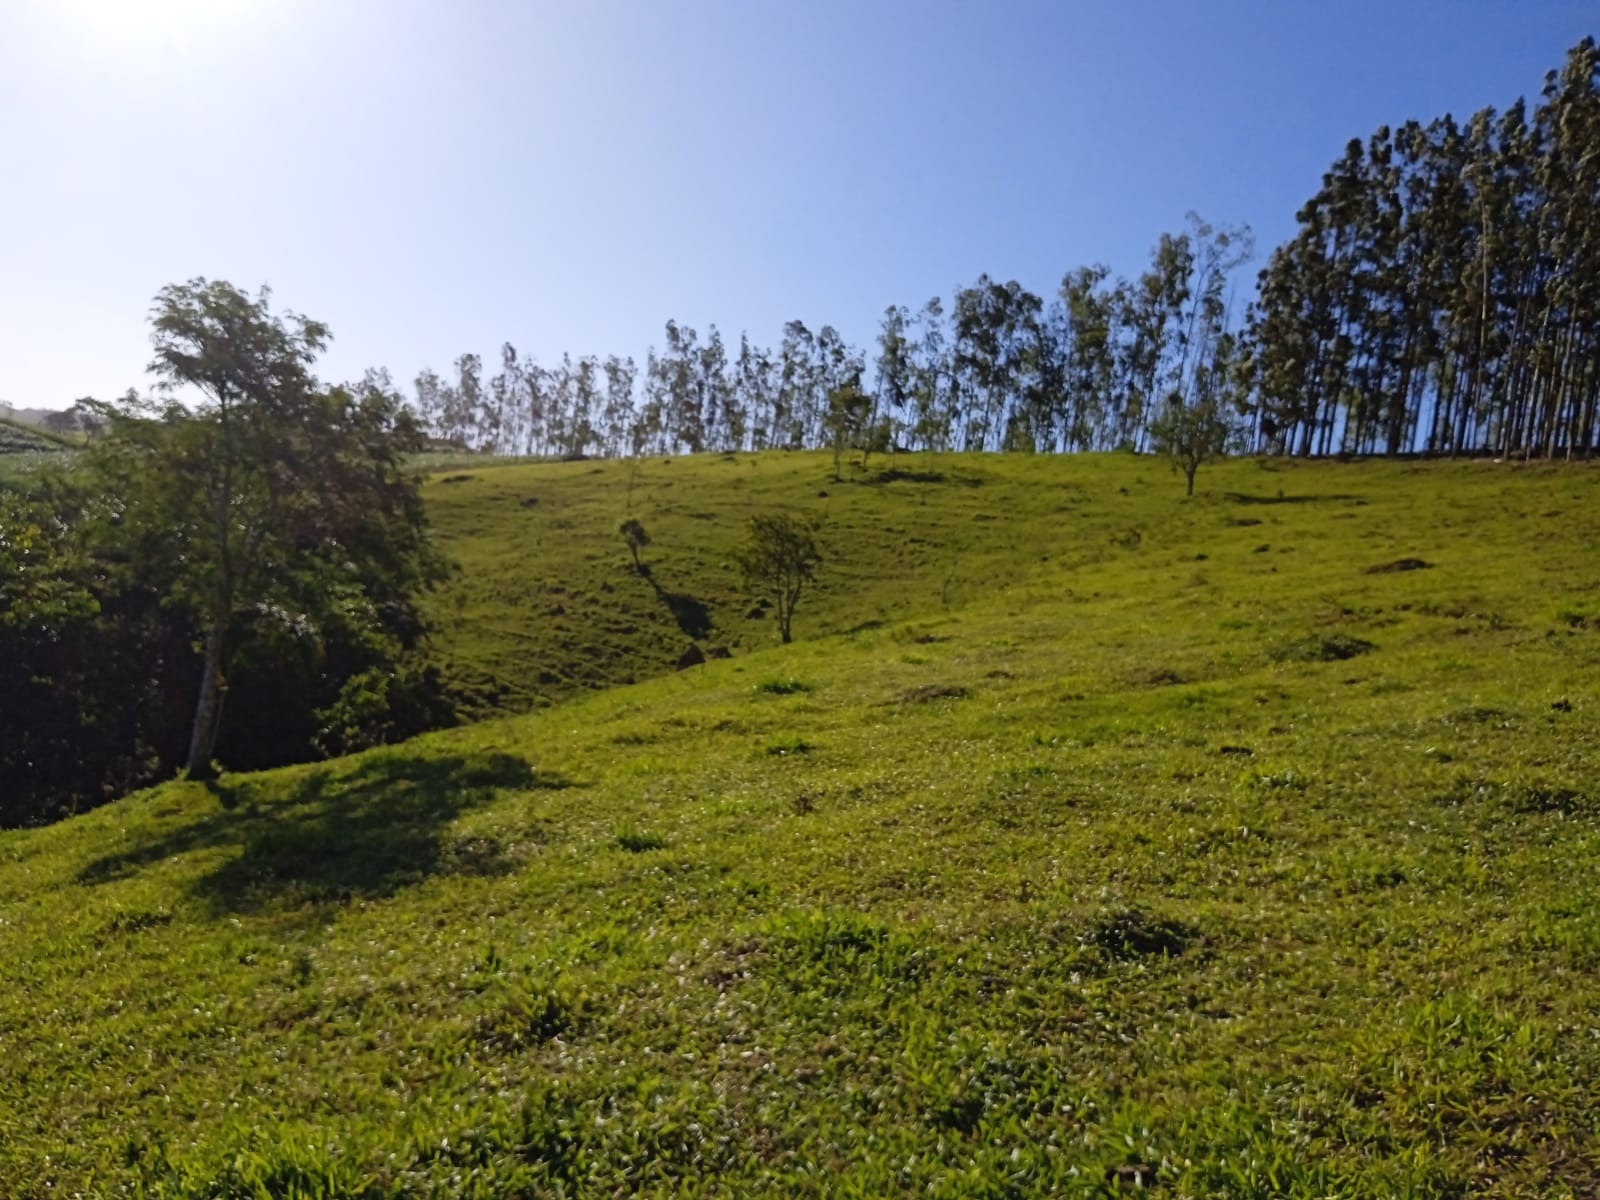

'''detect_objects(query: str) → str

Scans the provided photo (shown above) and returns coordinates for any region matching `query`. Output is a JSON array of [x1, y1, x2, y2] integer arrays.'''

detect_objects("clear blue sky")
[[1, 0, 1594, 409]]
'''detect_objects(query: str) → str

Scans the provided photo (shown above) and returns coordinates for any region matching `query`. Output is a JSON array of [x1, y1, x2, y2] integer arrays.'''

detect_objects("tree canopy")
[[0, 281, 450, 823], [734, 514, 821, 646]]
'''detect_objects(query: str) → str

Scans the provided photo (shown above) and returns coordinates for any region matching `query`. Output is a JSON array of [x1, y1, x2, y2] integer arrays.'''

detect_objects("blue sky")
[[1, 0, 1594, 408]]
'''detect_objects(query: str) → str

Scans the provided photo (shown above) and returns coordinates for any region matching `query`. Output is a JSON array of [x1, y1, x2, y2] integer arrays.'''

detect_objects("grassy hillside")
[[4, 451, 1600, 1197], [424, 450, 1343, 717], [0, 416, 71, 481]]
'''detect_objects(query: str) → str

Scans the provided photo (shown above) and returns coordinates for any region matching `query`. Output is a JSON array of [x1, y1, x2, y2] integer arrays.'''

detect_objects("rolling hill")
[[0, 415, 69, 454], [2, 450, 1598, 1197]]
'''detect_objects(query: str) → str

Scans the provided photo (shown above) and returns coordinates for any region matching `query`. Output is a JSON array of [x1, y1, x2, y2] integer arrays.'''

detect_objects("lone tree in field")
[[98, 279, 444, 781], [1148, 397, 1231, 495], [734, 513, 821, 645], [618, 517, 651, 574]]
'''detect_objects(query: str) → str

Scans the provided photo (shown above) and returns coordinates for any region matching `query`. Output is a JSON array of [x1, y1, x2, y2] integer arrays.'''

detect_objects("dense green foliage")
[[2, 450, 1597, 1197], [0, 283, 451, 825], [0, 416, 70, 455], [400, 40, 1600, 464]]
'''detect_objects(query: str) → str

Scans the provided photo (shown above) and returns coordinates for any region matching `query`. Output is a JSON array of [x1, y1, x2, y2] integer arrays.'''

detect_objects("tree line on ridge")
[[408, 39, 1600, 465]]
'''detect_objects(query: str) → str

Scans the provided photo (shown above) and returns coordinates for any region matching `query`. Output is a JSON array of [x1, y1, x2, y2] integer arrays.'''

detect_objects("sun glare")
[[50, 0, 258, 54]]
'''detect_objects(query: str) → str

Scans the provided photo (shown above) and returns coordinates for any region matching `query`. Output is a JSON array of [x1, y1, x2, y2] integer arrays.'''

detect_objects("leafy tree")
[[777, 320, 818, 450], [736, 335, 777, 450], [1058, 265, 1117, 449], [618, 517, 651, 574], [98, 280, 446, 780], [0, 470, 203, 824], [733, 513, 821, 645], [909, 297, 952, 452], [952, 275, 1044, 451], [488, 343, 522, 455], [1148, 398, 1231, 495], [874, 305, 913, 449], [823, 375, 873, 480], [600, 355, 637, 459]]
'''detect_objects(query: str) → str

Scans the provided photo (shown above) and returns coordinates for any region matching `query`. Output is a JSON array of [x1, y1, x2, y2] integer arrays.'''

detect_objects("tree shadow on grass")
[[659, 589, 713, 639], [78, 750, 569, 913], [869, 467, 947, 486], [865, 467, 984, 488], [637, 570, 714, 639], [1223, 491, 1366, 506]]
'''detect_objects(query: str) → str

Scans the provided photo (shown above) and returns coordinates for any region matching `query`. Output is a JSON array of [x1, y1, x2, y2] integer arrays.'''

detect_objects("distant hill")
[[0, 404, 67, 428], [0, 415, 69, 455]]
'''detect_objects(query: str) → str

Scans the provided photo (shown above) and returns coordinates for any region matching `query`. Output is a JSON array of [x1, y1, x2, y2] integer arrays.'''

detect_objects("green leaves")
[[1148, 397, 1232, 494], [3, 283, 450, 810], [732, 512, 822, 644]]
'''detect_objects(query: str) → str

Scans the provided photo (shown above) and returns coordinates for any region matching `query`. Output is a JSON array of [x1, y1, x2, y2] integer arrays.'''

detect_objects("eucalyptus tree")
[[1058, 265, 1117, 449], [777, 320, 817, 450], [545, 354, 575, 457], [569, 355, 601, 457], [909, 298, 951, 452], [736, 334, 778, 450], [640, 347, 669, 455], [658, 321, 704, 452], [413, 368, 446, 439], [812, 326, 864, 449], [823, 374, 873, 479], [874, 304, 914, 449], [1173, 214, 1254, 413], [951, 275, 1043, 451], [488, 343, 523, 455], [444, 353, 483, 448], [697, 327, 740, 451], [600, 355, 637, 459], [1119, 233, 1193, 450]]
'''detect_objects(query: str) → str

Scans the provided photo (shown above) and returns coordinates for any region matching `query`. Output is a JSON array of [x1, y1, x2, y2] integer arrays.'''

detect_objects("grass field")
[[0, 416, 71, 482], [3, 450, 1600, 1197]]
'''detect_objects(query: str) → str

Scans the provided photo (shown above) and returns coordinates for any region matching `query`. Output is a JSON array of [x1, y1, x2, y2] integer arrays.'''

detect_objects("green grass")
[[0, 416, 72, 482], [4, 450, 1600, 1197]]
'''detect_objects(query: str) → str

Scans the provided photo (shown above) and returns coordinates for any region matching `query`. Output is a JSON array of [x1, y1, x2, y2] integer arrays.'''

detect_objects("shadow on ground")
[[635, 566, 715, 639], [78, 750, 567, 912], [1223, 491, 1367, 506], [866, 467, 984, 487], [658, 589, 714, 639]]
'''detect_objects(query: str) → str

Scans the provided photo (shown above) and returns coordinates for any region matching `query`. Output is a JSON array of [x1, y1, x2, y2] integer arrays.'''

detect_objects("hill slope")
[[3, 452, 1600, 1198], [425, 450, 1508, 717], [0, 415, 70, 470]]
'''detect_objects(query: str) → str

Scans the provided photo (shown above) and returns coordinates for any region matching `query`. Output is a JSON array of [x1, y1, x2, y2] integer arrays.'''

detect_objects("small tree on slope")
[[1148, 397, 1231, 495], [733, 513, 821, 645]]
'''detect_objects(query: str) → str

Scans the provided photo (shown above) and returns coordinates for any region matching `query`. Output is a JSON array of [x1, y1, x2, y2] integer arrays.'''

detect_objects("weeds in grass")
[[615, 830, 666, 852]]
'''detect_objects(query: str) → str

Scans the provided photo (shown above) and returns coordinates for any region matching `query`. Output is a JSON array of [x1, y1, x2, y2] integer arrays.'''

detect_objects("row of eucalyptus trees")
[[410, 211, 1254, 461], [410, 37, 1600, 462], [1246, 36, 1600, 457]]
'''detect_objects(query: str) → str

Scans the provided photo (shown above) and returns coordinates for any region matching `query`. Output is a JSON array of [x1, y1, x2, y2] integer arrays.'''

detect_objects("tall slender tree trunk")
[[185, 616, 229, 780]]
